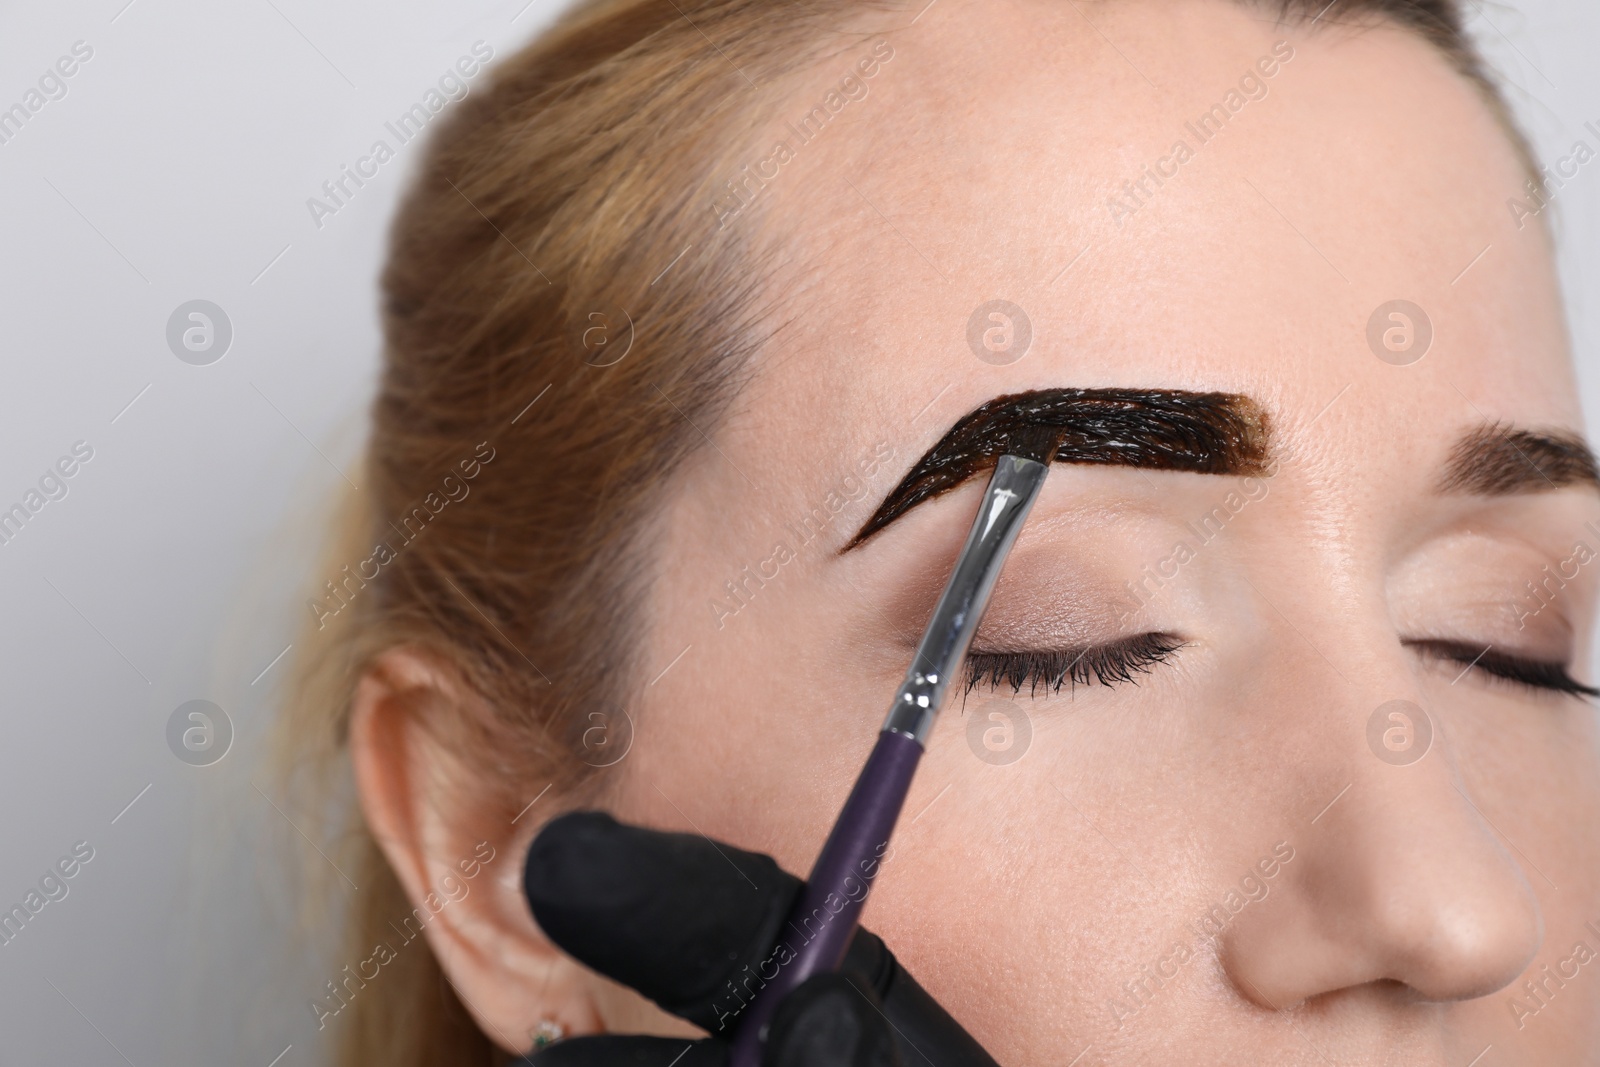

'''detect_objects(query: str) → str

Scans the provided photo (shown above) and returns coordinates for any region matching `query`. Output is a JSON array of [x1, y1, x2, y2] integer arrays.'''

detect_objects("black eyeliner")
[[1406, 639, 1600, 697]]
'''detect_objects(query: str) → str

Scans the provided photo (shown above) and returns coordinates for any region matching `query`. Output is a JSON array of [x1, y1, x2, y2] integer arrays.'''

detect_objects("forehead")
[[722, 0, 1576, 477]]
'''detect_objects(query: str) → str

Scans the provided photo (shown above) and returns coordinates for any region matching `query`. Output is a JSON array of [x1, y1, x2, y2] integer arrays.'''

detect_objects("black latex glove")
[[522, 812, 999, 1067]]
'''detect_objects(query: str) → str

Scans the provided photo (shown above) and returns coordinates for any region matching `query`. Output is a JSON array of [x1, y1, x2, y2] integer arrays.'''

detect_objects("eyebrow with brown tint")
[[845, 388, 1272, 550], [1438, 423, 1600, 495]]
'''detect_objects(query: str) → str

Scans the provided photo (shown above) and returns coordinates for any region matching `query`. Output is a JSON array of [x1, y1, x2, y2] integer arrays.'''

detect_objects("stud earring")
[[531, 1019, 565, 1050]]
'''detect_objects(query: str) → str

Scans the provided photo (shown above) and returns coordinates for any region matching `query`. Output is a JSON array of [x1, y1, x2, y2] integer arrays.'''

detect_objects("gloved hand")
[[522, 812, 999, 1067]]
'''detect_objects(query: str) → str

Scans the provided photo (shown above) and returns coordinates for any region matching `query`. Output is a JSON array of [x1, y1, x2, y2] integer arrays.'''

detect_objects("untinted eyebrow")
[[1438, 424, 1600, 495], [845, 388, 1272, 550]]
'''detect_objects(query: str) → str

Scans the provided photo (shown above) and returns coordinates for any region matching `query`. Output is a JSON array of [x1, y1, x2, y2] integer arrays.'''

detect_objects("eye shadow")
[[846, 387, 1271, 549]]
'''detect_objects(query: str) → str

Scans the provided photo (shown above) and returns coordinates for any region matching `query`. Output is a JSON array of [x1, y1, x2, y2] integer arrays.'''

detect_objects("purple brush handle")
[[728, 728, 924, 1066], [726, 455, 1048, 1062]]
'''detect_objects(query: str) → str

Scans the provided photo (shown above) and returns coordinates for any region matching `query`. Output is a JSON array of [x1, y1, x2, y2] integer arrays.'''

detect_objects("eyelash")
[[961, 635, 1599, 701], [1404, 639, 1600, 698], [964, 632, 1186, 698]]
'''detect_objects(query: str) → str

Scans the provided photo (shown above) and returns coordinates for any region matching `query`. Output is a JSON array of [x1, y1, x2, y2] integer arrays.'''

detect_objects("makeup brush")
[[729, 425, 1060, 1067]]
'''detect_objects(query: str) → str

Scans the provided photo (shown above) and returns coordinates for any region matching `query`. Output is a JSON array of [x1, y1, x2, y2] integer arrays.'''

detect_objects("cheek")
[[867, 817, 1099, 1059], [1440, 701, 1600, 1039], [612, 570, 876, 873], [861, 718, 1216, 1064], [1444, 692, 1600, 881]]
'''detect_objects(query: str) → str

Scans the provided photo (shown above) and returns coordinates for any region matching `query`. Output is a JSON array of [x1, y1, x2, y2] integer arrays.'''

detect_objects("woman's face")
[[613, 0, 1600, 1061]]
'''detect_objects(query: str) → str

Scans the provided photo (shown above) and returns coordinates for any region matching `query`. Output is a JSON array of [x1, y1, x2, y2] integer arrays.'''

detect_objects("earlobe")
[[348, 647, 605, 1051]]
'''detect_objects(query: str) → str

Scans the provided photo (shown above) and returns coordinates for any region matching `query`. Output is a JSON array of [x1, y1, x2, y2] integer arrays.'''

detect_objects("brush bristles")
[[1004, 424, 1061, 464]]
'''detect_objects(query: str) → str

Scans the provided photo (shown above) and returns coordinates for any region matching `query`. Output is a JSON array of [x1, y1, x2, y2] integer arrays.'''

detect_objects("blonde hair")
[[278, 1, 1530, 1063]]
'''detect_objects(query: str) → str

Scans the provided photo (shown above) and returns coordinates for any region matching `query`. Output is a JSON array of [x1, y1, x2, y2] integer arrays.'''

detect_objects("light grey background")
[[0, 1, 1593, 1063]]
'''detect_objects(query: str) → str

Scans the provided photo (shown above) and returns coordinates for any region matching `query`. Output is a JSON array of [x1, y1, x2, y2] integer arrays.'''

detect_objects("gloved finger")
[[840, 931, 997, 1067], [764, 972, 900, 1067], [524, 811, 801, 1032], [521, 976, 898, 1067], [528, 1036, 725, 1067], [524, 812, 999, 1067]]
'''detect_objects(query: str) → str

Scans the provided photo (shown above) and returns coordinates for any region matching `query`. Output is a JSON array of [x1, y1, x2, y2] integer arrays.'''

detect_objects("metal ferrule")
[[880, 453, 1050, 745]]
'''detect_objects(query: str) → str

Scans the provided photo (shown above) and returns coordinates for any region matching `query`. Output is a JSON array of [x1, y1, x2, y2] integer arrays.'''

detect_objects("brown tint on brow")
[[1438, 423, 1600, 495], [846, 388, 1271, 549]]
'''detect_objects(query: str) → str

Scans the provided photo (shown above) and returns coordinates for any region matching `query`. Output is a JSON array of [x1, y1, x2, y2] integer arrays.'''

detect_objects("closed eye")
[[1404, 638, 1600, 698], [964, 632, 1185, 698]]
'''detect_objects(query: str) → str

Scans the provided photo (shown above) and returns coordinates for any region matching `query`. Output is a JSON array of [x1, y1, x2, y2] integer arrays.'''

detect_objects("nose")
[[1220, 695, 1544, 1009]]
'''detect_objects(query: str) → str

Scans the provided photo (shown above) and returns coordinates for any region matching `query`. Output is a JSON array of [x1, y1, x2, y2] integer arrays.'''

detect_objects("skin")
[[350, 0, 1600, 1062]]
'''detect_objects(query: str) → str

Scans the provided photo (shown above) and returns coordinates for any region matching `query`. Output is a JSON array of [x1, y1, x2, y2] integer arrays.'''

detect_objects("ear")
[[348, 646, 606, 1053]]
